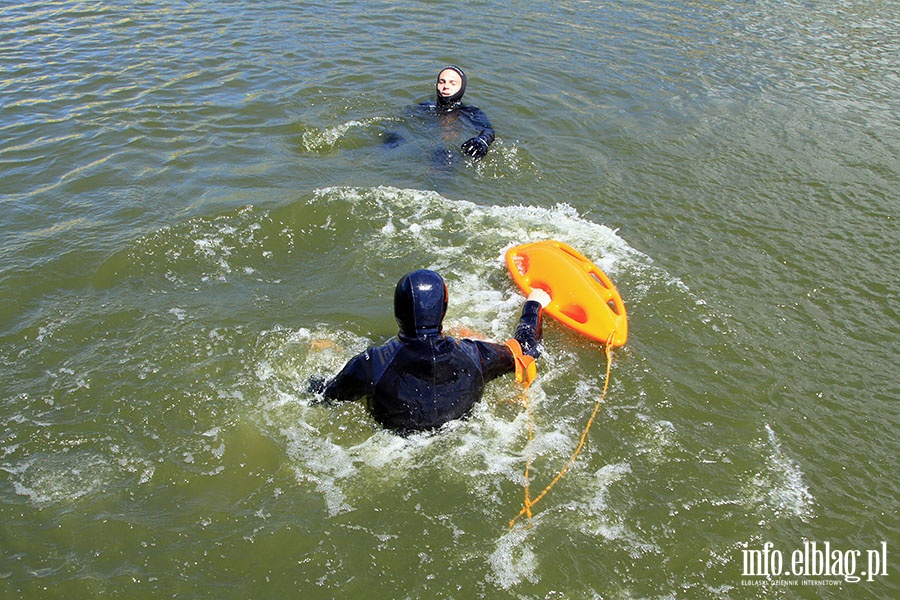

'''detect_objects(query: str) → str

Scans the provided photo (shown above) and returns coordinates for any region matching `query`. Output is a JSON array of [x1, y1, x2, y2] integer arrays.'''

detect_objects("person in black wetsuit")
[[383, 65, 495, 161], [310, 269, 549, 434], [425, 65, 495, 159]]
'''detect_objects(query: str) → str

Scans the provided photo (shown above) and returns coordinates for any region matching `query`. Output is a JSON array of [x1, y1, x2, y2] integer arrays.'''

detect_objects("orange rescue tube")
[[506, 240, 628, 347]]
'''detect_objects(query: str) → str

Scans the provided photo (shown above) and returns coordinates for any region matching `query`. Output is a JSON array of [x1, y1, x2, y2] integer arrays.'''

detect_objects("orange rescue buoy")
[[506, 240, 628, 347]]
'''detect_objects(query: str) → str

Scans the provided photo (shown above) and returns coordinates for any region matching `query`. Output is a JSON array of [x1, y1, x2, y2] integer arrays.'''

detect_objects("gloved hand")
[[527, 288, 552, 308], [307, 376, 327, 395], [461, 136, 489, 159]]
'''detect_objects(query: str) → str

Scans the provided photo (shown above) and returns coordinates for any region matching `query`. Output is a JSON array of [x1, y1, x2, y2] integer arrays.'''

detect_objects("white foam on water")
[[576, 461, 633, 539], [243, 186, 719, 587], [34, 315, 68, 345], [33, 182, 742, 593], [488, 522, 541, 589], [301, 117, 395, 152], [487, 460, 655, 589], [310, 185, 639, 265], [253, 325, 375, 516], [4, 447, 153, 507], [284, 432, 357, 517], [472, 139, 541, 179], [632, 415, 683, 465], [100, 204, 286, 291], [750, 424, 815, 521]]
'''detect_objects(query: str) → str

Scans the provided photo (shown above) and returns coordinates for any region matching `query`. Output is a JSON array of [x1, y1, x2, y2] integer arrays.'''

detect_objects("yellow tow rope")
[[509, 332, 616, 528]]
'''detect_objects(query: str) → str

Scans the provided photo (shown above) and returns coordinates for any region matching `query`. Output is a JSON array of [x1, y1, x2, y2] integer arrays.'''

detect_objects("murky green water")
[[1, 1, 897, 598]]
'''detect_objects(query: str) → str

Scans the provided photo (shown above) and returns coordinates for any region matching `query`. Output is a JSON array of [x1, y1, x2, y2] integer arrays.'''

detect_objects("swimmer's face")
[[437, 69, 462, 98]]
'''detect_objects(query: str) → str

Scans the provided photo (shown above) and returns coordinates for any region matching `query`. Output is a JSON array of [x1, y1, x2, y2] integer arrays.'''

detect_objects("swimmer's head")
[[435, 65, 466, 108], [394, 269, 449, 339]]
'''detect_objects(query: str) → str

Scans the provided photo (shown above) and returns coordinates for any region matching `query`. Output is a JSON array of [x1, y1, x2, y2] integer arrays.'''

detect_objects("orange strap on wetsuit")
[[504, 338, 537, 388]]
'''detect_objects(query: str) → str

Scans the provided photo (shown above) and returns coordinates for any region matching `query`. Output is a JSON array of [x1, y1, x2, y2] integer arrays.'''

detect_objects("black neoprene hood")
[[394, 269, 449, 339], [435, 65, 467, 109]]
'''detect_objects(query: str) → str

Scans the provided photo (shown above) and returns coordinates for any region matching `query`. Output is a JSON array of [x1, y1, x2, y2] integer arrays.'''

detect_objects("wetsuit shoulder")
[[458, 338, 516, 382], [321, 338, 404, 402]]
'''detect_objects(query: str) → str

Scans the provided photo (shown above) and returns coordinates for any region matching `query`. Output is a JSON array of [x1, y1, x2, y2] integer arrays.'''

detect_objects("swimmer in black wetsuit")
[[310, 269, 549, 434], [424, 65, 495, 160], [383, 65, 495, 161]]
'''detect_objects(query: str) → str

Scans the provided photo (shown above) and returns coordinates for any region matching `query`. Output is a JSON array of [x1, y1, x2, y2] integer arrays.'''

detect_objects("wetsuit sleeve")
[[471, 299, 545, 381], [464, 106, 495, 145], [512, 300, 544, 358], [460, 105, 495, 159], [472, 340, 515, 381], [317, 352, 371, 402]]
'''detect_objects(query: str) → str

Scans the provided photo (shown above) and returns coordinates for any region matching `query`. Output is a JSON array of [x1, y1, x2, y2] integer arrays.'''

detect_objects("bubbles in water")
[[6, 447, 153, 507], [489, 524, 540, 589], [751, 424, 815, 521]]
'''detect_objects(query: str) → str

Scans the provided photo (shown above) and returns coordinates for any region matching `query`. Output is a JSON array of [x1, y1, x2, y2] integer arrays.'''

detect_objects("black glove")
[[307, 376, 327, 396], [461, 136, 489, 159]]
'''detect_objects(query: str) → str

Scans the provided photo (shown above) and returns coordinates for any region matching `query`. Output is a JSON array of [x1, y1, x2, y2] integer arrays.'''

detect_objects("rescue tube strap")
[[504, 338, 537, 388]]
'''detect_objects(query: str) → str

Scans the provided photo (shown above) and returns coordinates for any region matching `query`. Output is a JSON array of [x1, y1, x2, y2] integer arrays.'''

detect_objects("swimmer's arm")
[[308, 353, 369, 403], [511, 299, 544, 358], [472, 295, 547, 381], [463, 105, 495, 145], [460, 106, 495, 159]]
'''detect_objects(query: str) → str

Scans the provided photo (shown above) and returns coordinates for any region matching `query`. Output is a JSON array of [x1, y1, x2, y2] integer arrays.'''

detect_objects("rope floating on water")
[[509, 332, 615, 528]]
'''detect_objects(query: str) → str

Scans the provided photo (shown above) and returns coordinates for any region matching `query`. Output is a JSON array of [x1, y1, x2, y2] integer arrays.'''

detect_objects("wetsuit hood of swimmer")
[[394, 269, 449, 340], [435, 65, 467, 110]]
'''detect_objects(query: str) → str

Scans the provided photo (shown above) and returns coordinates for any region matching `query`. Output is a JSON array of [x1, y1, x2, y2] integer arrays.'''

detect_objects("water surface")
[[1, 1, 898, 598]]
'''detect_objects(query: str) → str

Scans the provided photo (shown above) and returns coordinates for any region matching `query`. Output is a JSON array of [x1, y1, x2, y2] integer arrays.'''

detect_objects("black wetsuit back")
[[319, 300, 542, 433]]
